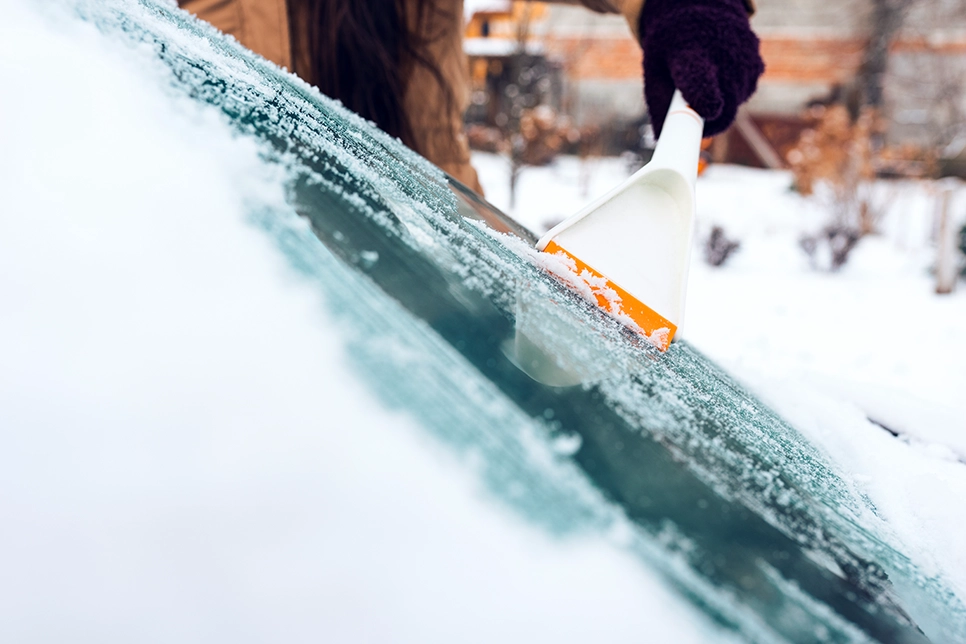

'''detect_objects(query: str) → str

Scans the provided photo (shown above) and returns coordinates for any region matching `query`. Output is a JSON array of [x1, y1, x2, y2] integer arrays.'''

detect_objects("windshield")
[[53, 1, 966, 641]]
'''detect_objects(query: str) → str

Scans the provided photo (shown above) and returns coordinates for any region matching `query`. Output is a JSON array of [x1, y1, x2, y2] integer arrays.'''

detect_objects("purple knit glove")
[[639, 0, 764, 137]]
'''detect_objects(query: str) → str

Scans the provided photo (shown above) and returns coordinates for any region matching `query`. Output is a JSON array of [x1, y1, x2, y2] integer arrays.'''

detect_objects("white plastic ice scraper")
[[536, 90, 703, 351]]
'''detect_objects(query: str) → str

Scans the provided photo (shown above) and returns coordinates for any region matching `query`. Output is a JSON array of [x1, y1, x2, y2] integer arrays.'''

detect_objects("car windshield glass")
[[68, 1, 966, 641]]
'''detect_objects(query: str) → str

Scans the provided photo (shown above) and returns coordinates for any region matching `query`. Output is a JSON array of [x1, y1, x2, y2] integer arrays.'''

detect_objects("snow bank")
[[0, 2, 726, 641], [687, 165, 966, 597]]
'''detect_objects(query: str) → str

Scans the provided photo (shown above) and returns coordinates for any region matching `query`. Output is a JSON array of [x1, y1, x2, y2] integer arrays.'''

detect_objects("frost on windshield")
[[63, 1, 966, 641]]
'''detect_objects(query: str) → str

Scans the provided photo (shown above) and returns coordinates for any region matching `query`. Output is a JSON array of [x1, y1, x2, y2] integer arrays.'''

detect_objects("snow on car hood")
[[0, 2, 731, 642]]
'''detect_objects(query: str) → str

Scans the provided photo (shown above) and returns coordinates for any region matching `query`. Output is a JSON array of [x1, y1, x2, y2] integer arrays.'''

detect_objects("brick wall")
[[759, 37, 866, 84], [544, 36, 642, 81]]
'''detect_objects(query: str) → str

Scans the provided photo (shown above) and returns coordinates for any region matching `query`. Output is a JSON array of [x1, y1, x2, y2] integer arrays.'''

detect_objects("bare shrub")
[[703, 226, 741, 267], [787, 104, 908, 271], [787, 104, 879, 235], [960, 222, 966, 278], [800, 226, 862, 272]]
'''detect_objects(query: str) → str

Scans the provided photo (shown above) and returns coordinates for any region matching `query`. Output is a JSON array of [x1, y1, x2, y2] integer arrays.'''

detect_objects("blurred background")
[[461, 0, 966, 451], [462, 0, 966, 257]]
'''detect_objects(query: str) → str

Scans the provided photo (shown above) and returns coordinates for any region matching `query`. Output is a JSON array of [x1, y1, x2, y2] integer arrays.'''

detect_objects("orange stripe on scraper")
[[543, 240, 677, 351]]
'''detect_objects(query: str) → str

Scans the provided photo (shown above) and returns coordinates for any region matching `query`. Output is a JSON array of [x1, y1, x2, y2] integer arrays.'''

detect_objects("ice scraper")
[[536, 90, 703, 351]]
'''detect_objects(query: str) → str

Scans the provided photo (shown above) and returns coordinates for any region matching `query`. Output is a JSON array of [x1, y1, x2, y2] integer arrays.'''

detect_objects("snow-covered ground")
[[475, 150, 966, 595]]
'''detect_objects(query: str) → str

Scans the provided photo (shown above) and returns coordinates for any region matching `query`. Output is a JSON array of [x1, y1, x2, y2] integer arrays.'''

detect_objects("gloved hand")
[[639, 0, 764, 137]]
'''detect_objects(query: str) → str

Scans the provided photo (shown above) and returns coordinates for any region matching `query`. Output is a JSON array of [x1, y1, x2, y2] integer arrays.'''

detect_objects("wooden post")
[[734, 112, 784, 170], [935, 180, 960, 295], [711, 130, 730, 164]]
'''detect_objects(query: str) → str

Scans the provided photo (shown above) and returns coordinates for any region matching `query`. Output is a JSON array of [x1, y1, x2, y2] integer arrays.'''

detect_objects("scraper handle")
[[649, 90, 705, 186]]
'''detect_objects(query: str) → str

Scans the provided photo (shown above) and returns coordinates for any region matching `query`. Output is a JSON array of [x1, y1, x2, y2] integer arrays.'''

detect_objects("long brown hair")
[[287, 0, 454, 155]]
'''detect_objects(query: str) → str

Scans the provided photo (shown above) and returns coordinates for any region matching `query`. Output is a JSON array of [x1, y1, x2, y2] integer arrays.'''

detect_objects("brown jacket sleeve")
[[529, 0, 646, 38], [533, 0, 755, 40]]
